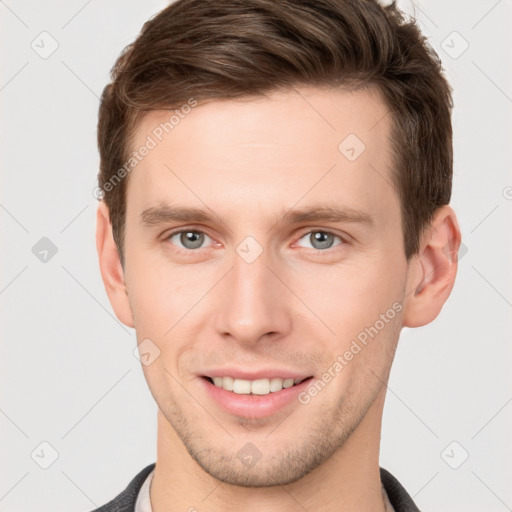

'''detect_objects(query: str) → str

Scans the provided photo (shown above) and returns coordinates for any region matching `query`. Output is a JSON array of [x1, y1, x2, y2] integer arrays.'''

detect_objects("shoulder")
[[89, 463, 156, 512], [380, 467, 421, 512]]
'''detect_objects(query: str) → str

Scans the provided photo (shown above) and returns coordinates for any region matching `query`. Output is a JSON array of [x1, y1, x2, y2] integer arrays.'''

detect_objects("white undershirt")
[[134, 468, 154, 512]]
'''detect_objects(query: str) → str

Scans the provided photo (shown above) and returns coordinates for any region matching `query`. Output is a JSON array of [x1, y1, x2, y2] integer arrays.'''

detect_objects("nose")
[[214, 247, 293, 346]]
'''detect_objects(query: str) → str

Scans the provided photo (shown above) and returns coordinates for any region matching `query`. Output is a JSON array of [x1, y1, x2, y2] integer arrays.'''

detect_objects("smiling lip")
[[199, 368, 311, 381], [199, 375, 314, 419]]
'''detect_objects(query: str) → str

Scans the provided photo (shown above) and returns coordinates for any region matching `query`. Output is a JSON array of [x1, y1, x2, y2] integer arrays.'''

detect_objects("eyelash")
[[164, 228, 347, 253]]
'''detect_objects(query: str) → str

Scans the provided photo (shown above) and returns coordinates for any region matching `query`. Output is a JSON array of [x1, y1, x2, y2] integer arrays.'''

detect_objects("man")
[[93, 0, 461, 510]]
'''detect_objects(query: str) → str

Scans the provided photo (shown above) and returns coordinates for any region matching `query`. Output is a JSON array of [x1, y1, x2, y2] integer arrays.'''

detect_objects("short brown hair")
[[97, 0, 453, 267]]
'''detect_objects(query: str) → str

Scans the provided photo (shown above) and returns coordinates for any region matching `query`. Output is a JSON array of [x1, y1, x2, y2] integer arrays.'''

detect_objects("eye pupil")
[[180, 231, 204, 249], [310, 231, 334, 249]]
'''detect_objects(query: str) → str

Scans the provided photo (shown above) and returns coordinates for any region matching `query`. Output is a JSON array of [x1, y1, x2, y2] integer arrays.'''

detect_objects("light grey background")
[[1, 1, 511, 511]]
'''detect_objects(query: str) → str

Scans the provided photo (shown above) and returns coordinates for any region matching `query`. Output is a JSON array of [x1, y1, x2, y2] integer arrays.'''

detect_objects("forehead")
[[126, 85, 398, 229]]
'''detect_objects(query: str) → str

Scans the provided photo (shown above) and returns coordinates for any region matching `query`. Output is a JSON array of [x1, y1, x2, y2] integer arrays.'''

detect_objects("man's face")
[[122, 86, 410, 486]]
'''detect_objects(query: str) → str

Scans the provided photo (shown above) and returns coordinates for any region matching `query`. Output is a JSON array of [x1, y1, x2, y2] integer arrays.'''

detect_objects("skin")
[[96, 85, 461, 512]]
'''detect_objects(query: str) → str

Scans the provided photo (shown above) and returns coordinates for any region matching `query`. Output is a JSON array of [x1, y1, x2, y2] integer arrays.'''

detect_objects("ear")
[[402, 205, 462, 328], [95, 201, 134, 328]]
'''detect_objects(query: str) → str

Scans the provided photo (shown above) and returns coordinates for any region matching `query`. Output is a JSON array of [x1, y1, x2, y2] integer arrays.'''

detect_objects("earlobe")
[[402, 205, 462, 328], [95, 201, 134, 328]]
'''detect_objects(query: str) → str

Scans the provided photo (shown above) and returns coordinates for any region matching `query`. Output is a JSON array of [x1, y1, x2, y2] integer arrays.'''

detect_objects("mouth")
[[200, 374, 314, 419], [201, 375, 313, 395]]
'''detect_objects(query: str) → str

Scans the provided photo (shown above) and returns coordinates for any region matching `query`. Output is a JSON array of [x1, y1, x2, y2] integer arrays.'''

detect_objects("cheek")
[[289, 261, 405, 382], [297, 259, 402, 329], [125, 251, 220, 372], [126, 249, 204, 326]]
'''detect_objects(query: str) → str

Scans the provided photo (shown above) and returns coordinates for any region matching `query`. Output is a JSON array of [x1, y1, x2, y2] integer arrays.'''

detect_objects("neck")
[[150, 389, 388, 512]]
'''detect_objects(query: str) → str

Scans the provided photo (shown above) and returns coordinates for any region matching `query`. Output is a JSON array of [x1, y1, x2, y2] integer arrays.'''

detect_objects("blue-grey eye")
[[170, 230, 210, 249], [297, 231, 342, 250]]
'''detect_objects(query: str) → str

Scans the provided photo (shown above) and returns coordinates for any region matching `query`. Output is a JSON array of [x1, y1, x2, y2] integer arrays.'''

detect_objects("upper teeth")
[[211, 377, 304, 395]]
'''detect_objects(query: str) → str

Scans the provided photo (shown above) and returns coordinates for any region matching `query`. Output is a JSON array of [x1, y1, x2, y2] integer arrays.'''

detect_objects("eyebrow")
[[140, 204, 375, 229], [281, 205, 375, 226], [141, 205, 214, 226]]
